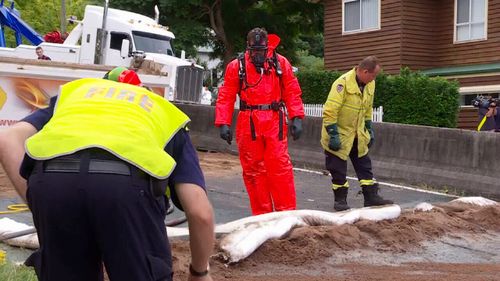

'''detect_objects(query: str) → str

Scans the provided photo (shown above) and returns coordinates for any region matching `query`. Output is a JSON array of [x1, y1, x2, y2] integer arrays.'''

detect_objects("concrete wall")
[[178, 104, 500, 200]]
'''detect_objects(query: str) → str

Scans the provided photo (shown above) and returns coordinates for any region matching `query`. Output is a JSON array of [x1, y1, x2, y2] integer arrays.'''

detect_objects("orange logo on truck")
[[0, 86, 6, 110], [15, 81, 49, 110]]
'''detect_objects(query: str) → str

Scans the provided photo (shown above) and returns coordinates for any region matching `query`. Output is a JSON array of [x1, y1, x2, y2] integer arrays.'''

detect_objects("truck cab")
[[69, 6, 175, 66], [0, 5, 203, 103], [63, 5, 203, 102]]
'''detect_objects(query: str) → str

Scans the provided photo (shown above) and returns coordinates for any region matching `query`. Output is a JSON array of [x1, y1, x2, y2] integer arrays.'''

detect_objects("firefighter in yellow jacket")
[[321, 56, 393, 211]]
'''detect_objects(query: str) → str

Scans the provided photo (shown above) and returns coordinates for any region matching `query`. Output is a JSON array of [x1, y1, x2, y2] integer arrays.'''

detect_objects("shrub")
[[375, 68, 460, 127], [296, 70, 341, 104], [297, 68, 460, 128]]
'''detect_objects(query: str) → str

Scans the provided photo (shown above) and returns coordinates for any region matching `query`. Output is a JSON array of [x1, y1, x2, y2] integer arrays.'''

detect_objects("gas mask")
[[249, 48, 267, 69], [247, 28, 268, 71]]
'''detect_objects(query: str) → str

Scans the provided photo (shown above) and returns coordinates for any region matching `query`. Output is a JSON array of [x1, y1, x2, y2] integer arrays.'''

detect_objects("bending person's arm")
[[175, 183, 214, 280], [0, 122, 37, 201], [167, 129, 215, 280], [0, 96, 56, 201]]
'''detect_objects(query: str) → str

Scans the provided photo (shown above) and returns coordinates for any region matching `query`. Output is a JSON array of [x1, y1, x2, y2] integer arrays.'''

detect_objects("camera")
[[472, 96, 498, 109]]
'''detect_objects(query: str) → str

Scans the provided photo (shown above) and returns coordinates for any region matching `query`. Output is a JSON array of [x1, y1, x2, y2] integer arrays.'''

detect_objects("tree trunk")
[[206, 0, 234, 70]]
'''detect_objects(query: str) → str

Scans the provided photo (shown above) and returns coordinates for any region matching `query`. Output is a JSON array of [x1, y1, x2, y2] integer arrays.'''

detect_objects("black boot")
[[362, 184, 393, 207], [333, 187, 350, 211]]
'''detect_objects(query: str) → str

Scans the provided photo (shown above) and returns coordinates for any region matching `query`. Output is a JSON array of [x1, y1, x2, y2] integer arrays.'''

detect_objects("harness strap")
[[240, 100, 286, 141], [238, 54, 246, 94], [278, 110, 284, 141], [249, 115, 257, 141], [237, 50, 281, 94], [237, 51, 286, 141]]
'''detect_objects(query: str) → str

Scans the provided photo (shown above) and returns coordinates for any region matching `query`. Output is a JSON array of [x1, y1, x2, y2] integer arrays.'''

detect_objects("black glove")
[[290, 117, 303, 141], [219, 125, 232, 145], [365, 120, 375, 148], [325, 123, 341, 151]]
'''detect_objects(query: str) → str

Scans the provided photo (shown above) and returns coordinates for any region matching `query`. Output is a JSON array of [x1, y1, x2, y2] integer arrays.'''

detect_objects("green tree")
[[296, 53, 324, 71], [109, 0, 323, 68], [2, 0, 96, 46], [296, 33, 323, 58]]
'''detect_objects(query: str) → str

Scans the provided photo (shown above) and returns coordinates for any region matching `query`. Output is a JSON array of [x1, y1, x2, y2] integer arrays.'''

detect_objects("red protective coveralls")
[[215, 35, 304, 215]]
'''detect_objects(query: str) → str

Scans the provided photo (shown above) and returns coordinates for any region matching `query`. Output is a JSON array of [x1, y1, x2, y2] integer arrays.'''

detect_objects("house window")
[[455, 0, 487, 42], [343, 0, 380, 33]]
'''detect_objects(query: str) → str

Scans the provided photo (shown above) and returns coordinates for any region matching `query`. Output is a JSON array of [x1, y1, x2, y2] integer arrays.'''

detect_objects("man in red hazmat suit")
[[215, 27, 304, 215]]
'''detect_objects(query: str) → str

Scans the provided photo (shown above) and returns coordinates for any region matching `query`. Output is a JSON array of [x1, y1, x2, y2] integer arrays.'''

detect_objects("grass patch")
[[0, 261, 37, 281]]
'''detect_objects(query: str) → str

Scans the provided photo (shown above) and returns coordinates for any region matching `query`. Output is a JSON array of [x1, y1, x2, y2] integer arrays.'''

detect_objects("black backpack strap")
[[272, 50, 282, 78], [238, 53, 246, 94], [272, 51, 288, 140]]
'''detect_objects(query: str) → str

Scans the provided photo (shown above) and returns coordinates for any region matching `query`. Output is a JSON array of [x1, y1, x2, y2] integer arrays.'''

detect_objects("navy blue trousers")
[[325, 138, 373, 186], [25, 151, 173, 281]]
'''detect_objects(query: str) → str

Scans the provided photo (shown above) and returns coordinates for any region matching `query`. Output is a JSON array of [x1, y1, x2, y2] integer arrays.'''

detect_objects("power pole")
[[95, 0, 109, 64], [60, 0, 67, 34]]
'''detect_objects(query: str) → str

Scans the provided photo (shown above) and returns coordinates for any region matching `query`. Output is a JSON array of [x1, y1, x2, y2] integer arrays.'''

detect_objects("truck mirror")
[[121, 39, 131, 58]]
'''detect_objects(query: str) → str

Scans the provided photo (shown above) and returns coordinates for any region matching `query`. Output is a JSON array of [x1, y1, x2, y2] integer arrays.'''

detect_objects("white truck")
[[0, 4, 204, 108]]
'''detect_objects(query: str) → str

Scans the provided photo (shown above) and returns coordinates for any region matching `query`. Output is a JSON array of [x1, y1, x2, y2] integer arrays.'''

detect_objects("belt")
[[240, 104, 274, 110], [239, 101, 284, 111], [44, 158, 131, 176], [42, 154, 163, 196], [239, 100, 287, 141]]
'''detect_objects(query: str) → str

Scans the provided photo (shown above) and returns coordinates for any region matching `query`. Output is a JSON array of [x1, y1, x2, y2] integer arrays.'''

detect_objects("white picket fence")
[[303, 104, 384, 122]]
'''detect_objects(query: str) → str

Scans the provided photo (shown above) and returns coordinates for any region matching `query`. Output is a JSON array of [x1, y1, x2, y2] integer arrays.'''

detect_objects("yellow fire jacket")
[[26, 78, 189, 179], [321, 68, 374, 160]]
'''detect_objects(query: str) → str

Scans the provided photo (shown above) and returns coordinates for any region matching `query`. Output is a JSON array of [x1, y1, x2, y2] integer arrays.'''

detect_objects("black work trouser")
[[325, 138, 373, 186], [25, 150, 173, 281]]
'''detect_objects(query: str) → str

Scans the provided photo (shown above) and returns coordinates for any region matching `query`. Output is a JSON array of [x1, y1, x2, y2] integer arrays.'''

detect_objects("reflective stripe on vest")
[[25, 78, 190, 179]]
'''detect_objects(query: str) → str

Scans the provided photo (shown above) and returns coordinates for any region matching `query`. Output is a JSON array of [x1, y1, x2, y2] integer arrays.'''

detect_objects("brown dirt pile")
[[171, 202, 500, 281]]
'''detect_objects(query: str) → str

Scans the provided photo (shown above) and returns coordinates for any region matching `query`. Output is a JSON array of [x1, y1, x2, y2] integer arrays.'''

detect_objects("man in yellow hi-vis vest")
[[321, 56, 393, 211], [0, 67, 214, 281]]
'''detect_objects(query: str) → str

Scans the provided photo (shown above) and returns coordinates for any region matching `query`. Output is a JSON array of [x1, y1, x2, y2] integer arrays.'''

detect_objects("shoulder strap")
[[272, 51, 284, 101], [238, 53, 246, 95], [238, 52, 283, 96], [272, 51, 282, 78]]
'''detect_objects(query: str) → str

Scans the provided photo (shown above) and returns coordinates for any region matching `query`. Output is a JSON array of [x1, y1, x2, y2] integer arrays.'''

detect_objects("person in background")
[[215, 27, 304, 215], [495, 105, 500, 132], [0, 67, 214, 281], [35, 46, 51, 60], [321, 56, 393, 211], [201, 86, 213, 105], [474, 96, 498, 132]]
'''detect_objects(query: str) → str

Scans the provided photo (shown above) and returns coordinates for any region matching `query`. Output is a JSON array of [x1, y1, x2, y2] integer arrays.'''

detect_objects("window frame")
[[454, 0, 488, 43], [109, 31, 133, 53], [342, 0, 381, 35]]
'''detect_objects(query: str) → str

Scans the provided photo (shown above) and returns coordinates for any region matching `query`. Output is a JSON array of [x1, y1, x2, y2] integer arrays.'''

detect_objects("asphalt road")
[[204, 167, 457, 226]]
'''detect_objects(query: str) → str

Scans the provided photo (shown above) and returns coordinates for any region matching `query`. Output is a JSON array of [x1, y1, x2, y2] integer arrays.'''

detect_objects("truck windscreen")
[[132, 30, 174, 56]]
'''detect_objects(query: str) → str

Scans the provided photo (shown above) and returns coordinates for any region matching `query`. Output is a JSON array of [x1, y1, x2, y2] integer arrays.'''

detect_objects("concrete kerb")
[[177, 104, 500, 200]]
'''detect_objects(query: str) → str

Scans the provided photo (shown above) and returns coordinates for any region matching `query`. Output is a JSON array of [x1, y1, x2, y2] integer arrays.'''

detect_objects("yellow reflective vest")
[[321, 68, 374, 160], [25, 78, 190, 179]]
